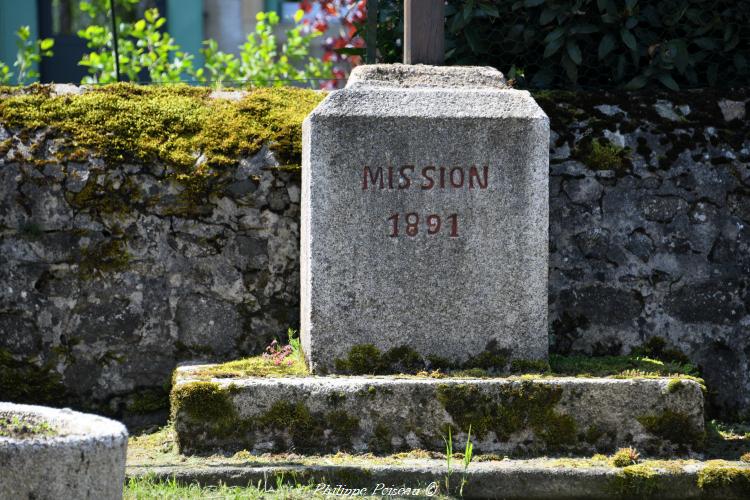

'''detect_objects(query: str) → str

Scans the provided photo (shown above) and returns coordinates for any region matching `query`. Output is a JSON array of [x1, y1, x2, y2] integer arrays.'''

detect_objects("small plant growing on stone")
[[443, 427, 454, 494], [459, 425, 474, 497], [741, 452, 750, 463], [262, 328, 303, 367], [612, 447, 641, 467]]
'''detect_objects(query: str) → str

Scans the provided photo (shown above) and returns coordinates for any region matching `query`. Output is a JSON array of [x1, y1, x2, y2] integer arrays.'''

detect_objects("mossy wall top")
[[0, 84, 323, 171], [0, 84, 749, 424]]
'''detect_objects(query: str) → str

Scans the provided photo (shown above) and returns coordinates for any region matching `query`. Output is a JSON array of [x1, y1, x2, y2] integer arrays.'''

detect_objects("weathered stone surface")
[[3, 86, 750, 421], [172, 367, 705, 457], [301, 65, 549, 372], [0, 402, 127, 500], [128, 458, 750, 500]]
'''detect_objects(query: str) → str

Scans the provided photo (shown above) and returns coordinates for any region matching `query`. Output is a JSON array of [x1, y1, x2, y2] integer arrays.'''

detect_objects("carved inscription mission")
[[362, 165, 489, 238]]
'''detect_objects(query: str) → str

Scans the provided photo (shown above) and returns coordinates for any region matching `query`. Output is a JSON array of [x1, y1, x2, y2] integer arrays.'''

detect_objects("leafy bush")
[[368, 0, 750, 90], [78, 7, 332, 87], [0, 27, 54, 85]]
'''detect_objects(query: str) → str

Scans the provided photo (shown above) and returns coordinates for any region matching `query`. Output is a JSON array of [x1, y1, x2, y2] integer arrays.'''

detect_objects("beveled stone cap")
[[346, 64, 508, 90]]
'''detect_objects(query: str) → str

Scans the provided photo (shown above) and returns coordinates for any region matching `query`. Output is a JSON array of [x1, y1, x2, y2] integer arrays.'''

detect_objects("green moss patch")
[[638, 409, 705, 448], [609, 464, 661, 498], [549, 353, 702, 383], [0, 84, 323, 171], [436, 381, 577, 450], [0, 349, 69, 406], [169, 381, 236, 425], [186, 354, 308, 380], [0, 415, 56, 439], [697, 464, 750, 494]]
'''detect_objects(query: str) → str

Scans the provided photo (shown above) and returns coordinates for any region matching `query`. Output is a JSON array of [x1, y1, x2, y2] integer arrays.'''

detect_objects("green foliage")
[[78, 8, 194, 84], [369, 0, 750, 90], [193, 11, 333, 88], [0, 26, 54, 85], [77, 7, 332, 87]]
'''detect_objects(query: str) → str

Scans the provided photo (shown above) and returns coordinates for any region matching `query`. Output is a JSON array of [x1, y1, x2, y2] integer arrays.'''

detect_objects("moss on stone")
[[549, 353, 702, 382], [638, 409, 704, 448], [611, 447, 641, 467], [510, 359, 551, 373], [78, 239, 132, 279], [127, 387, 170, 415], [335, 344, 384, 374], [609, 464, 660, 498], [666, 378, 684, 394], [585, 138, 628, 171], [435, 381, 577, 450], [696, 464, 750, 494], [632, 337, 692, 366], [0, 84, 323, 171], [169, 381, 236, 426], [371, 422, 393, 453], [0, 349, 68, 406], [188, 354, 308, 380], [257, 401, 359, 452]]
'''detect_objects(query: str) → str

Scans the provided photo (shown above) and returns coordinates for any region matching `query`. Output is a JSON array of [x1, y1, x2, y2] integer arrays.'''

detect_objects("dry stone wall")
[[0, 86, 748, 422]]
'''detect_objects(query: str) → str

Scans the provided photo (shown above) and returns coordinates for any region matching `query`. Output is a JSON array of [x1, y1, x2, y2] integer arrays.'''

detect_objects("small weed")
[[443, 427, 454, 495], [460, 425, 474, 497], [611, 447, 641, 467]]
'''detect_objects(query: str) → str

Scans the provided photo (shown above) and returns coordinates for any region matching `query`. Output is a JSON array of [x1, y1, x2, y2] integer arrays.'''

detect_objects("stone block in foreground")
[[301, 64, 549, 372], [0, 402, 128, 500], [172, 366, 704, 457]]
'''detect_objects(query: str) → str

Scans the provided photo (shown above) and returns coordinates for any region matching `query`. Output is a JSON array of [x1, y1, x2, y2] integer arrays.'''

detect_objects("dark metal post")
[[110, 0, 121, 82], [366, 0, 378, 64], [403, 0, 444, 65]]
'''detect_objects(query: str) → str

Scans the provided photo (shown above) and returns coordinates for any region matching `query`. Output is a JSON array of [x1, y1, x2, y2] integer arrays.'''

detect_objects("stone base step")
[[171, 364, 705, 457], [127, 455, 750, 500]]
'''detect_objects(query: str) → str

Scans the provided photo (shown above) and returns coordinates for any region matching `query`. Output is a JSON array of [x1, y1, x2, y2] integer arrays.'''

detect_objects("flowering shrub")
[[300, 0, 367, 88]]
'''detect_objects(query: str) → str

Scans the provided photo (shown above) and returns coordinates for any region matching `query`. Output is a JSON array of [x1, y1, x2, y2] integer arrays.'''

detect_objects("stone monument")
[[301, 64, 549, 372]]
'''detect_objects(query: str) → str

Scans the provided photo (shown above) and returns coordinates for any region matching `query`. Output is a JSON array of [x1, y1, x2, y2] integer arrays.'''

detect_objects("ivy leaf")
[[566, 40, 582, 65], [479, 3, 500, 17], [571, 24, 599, 35], [540, 8, 557, 25], [543, 36, 565, 58], [561, 54, 579, 82], [544, 27, 566, 44], [624, 74, 648, 89], [656, 73, 679, 90], [524, 0, 545, 7], [598, 33, 616, 59], [621, 29, 637, 51]]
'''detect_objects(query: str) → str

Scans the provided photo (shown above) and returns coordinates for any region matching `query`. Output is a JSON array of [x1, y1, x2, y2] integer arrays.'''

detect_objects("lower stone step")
[[127, 457, 750, 500], [171, 365, 705, 457]]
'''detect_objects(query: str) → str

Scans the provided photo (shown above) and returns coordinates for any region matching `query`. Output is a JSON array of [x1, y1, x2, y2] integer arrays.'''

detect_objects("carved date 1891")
[[388, 213, 458, 238]]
